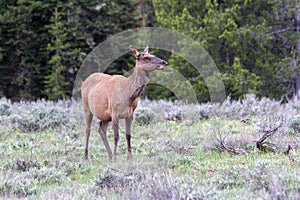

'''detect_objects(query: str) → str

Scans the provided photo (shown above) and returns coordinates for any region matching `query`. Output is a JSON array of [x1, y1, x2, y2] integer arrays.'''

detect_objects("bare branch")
[[214, 133, 249, 155], [256, 123, 282, 153], [266, 27, 293, 36]]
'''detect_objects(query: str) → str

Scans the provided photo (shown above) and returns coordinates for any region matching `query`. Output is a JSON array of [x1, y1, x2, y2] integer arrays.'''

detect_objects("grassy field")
[[0, 95, 300, 199]]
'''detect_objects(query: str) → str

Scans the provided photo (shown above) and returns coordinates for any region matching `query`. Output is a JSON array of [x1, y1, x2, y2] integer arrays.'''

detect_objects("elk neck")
[[127, 67, 149, 102]]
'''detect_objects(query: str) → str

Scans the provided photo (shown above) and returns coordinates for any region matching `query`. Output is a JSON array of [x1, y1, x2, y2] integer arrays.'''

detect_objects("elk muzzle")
[[158, 60, 168, 69]]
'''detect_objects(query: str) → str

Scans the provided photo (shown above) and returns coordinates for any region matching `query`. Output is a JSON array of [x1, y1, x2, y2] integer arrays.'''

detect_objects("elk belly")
[[88, 91, 111, 121]]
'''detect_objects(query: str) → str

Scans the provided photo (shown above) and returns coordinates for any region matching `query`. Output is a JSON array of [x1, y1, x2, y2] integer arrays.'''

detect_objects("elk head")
[[130, 46, 168, 71]]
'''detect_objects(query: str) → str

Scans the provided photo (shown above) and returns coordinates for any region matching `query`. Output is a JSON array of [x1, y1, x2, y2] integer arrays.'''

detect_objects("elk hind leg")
[[84, 111, 93, 160], [98, 121, 113, 161]]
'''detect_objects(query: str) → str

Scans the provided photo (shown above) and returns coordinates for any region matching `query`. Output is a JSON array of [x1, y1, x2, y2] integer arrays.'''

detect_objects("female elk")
[[81, 46, 168, 161]]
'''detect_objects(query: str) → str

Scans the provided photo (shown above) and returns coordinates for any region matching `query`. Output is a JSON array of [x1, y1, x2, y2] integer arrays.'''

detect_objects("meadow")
[[0, 94, 299, 199]]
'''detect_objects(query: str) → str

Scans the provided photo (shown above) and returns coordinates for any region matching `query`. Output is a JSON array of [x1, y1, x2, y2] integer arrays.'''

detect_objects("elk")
[[81, 46, 168, 161]]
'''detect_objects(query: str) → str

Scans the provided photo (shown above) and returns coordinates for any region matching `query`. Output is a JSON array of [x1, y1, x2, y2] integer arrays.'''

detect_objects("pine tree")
[[44, 8, 80, 100], [0, 0, 48, 100], [0, 0, 144, 100], [153, 0, 297, 101]]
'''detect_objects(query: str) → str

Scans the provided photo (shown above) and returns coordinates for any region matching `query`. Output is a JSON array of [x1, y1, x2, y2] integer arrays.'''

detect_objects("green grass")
[[0, 100, 300, 199]]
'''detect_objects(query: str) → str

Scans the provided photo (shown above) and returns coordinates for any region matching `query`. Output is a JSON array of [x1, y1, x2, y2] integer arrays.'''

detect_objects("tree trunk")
[[293, 5, 300, 101], [295, 70, 300, 101]]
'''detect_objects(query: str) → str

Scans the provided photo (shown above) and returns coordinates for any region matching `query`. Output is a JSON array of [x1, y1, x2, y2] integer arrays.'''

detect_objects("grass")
[[0, 96, 300, 199]]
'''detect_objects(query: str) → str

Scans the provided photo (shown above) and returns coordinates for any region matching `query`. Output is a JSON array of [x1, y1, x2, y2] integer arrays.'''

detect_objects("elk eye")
[[144, 56, 150, 60]]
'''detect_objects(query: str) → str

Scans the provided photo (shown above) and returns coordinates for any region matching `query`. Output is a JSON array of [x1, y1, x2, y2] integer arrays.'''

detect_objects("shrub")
[[134, 107, 155, 125], [0, 171, 37, 197], [0, 167, 64, 197], [0, 103, 11, 116], [0, 99, 76, 132], [10, 113, 40, 132], [165, 110, 182, 121], [34, 167, 64, 185], [4, 158, 41, 172], [288, 116, 300, 134], [7, 106, 67, 132], [197, 104, 213, 120], [95, 168, 118, 189]]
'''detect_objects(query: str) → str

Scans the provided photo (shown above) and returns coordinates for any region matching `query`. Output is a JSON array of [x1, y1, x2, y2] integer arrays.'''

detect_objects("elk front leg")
[[112, 117, 119, 162], [98, 121, 113, 161], [125, 117, 133, 160]]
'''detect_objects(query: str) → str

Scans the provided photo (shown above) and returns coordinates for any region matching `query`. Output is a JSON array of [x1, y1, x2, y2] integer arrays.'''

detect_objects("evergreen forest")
[[0, 0, 299, 102]]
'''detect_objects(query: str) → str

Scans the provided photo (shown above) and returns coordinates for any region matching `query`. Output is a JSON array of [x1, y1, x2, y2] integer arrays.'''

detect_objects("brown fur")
[[81, 47, 168, 161]]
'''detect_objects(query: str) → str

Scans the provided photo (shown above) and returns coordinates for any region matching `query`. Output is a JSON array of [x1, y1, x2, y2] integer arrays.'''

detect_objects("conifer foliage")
[[0, 0, 141, 100], [0, 0, 299, 101]]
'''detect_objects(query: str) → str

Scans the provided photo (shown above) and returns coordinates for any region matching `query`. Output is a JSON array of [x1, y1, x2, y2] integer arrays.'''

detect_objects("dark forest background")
[[0, 0, 299, 102]]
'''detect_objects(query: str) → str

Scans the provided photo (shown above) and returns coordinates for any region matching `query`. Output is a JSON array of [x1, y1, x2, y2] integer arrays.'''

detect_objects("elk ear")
[[143, 45, 149, 54], [129, 46, 140, 58]]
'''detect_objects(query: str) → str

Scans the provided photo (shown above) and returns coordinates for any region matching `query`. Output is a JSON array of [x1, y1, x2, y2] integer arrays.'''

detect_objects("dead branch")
[[214, 134, 249, 155], [256, 124, 282, 153]]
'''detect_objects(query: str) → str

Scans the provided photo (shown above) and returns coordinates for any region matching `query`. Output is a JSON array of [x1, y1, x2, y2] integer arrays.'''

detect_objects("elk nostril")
[[162, 61, 168, 65]]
